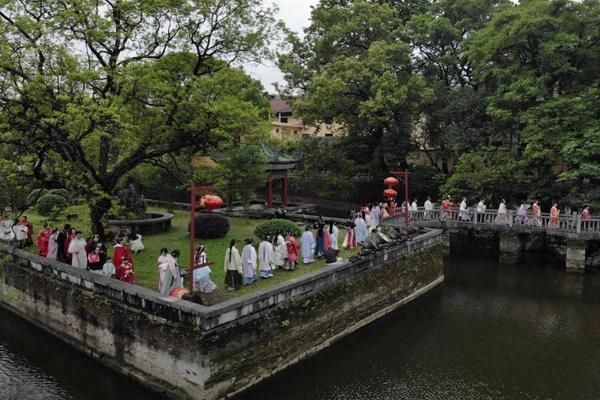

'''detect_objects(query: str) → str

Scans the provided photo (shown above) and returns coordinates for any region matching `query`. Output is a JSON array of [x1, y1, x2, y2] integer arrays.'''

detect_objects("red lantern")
[[383, 188, 397, 198], [384, 177, 399, 187], [202, 195, 224, 210]]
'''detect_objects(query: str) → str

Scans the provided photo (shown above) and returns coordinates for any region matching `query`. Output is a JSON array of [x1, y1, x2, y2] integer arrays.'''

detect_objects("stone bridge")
[[384, 208, 600, 273]]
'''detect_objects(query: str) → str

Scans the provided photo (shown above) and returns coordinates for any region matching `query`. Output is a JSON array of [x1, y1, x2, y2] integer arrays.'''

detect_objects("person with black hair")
[[328, 221, 339, 252], [56, 224, 71, 262], [157, 247, 173, 292], [159, 250, 183, 295], [224, 240, 242, 291], [241, 239, 257, 284]]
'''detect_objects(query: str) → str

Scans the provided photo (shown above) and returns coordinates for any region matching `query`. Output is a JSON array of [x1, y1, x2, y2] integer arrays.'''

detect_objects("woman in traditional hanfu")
[[300, 227, 315, 264], [241, 238, 257, 284], [285, 232, 299, 271], [47, 228, 59, 260], [113, 236, 134, 270], [495, 199, 509, 225], [36, 223, 53, 257], [327, 222, 339, 252], [224, 240, 243, 291], [354, 213, 367, 243], [258, 236, 276, 277], [550, 203, 560, 228], [342, 219, 357, 250], [273, 231, 288, 269]]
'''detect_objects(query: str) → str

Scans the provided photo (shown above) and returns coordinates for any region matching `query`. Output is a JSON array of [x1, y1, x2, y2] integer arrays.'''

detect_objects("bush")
[[36, 194, 67, 219], [48, 188, 70, 200], [254, 219, 301, 241], [190, 213, 230, 239]]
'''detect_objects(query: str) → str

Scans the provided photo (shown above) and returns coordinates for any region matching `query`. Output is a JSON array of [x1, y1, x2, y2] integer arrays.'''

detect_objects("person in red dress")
[[113, 236, 134, 270], [36, 223, 53, 257], [116, 256, 136, 284], [285, 232, 299, 271]]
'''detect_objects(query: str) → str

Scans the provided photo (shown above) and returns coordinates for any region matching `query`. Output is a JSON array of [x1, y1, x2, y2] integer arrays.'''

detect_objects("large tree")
[[466, 0, 600, 205], [278, 0, 433, 171], [0, 0, 276, 235]]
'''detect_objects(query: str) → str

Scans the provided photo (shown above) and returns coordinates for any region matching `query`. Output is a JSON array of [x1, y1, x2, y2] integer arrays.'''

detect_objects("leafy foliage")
[[36, 194, 68, 221], [254, 220, 301, 241], [0, 0, 277, 234]]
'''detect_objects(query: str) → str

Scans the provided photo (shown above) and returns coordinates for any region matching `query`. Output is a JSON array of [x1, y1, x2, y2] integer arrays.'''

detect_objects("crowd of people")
[[376, 196, 593, 230], [2, 196, 594, 296], [220, 216, 364, 292], [0, 215, 144, 285]]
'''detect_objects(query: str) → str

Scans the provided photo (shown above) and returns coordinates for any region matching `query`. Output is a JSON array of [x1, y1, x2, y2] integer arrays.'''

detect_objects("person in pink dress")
[[285, 232, 299, 271], [581, 206, 591, 231]]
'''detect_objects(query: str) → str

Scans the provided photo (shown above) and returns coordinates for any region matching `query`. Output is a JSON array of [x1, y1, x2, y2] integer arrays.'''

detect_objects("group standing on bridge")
[[369, 197, 594, 232]]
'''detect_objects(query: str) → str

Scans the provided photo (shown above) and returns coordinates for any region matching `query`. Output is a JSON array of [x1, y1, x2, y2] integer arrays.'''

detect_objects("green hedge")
[[254, 219, 301, 241], [190, 213, 230, 239]]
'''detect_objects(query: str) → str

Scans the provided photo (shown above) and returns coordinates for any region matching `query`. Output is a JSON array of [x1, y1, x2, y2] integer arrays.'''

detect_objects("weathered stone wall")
[[0, 231, 443, 400]]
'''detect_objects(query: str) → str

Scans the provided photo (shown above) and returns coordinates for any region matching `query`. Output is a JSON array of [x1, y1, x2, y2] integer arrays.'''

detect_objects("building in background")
[[269, 97, 345, 140]]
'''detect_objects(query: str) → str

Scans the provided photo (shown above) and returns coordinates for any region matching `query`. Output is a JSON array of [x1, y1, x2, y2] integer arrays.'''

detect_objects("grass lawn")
[[20, 205, 361, 300]]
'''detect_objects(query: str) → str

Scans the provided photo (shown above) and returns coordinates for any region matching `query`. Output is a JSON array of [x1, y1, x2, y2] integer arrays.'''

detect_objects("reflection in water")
[[2, 257, 600, 400], [0, 307, 162, 400], [241, 257, 600, 400]]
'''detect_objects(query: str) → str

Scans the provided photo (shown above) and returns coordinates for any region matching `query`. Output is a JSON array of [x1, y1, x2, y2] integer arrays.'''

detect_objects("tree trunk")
[[89, 196, 112, 239]]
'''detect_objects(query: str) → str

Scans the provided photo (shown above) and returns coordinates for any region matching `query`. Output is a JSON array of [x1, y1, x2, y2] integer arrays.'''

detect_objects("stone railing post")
[[576, 213, 581, 234], [508, 210, 514, 227]]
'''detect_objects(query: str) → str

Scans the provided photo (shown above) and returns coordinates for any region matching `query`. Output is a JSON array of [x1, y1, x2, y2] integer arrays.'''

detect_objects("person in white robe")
[[130, 233, 144, 253], [47, 228, 59, 260], [67, 230, 88, 269], [354, 214, 368, 243], [459, 198, 470, 222], [0, 214, 15, 242], [424, 197, 433, 221], [258, 237, 276, 278], [157, 248, 174, 292], [161, 250, 183, 296], [495, 199, 509, 225], [300, 227, 315, 264], [476, 199, 486, 223], [410, 199, 418, 221], [273, 232, 288, 269], [241, 239, 257, 285], [368, 206, 379, 230], [327, 222, 339, 251]]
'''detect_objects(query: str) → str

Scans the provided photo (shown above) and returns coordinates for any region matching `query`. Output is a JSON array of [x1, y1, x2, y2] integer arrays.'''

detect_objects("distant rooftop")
[[270, 98, 292, 114]]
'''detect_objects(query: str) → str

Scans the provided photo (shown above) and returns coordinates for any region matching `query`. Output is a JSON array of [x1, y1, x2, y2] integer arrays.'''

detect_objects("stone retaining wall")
[[0, 229, 443, 400]]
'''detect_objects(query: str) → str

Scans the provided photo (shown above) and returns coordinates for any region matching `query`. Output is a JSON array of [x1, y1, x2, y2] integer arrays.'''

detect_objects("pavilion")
[[259, 144, 299, 208]]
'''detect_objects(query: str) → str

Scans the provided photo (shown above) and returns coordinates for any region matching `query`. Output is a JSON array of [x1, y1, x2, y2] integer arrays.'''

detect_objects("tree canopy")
[[0, 0, 277, 234]]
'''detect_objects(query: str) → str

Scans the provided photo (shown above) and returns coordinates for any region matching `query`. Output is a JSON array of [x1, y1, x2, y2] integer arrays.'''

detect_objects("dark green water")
[[3, 257, 600, 400]]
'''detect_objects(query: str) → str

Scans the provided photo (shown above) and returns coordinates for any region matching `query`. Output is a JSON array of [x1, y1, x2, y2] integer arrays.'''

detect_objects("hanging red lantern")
[[383, 188, 397, 198], [384, 177, 399, 187], [202, 195, 224, 210]]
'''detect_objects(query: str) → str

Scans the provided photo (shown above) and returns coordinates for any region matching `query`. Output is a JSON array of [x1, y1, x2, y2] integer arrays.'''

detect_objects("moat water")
[[2, 256, 600, 400]]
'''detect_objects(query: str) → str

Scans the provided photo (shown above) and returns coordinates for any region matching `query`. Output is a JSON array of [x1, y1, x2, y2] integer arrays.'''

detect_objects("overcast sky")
[[244, 0, 318, 93]]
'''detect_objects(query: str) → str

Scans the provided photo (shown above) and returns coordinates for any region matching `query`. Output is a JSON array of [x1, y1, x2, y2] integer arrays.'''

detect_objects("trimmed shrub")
[[254, 219, 301, 241], [190, 213, 230, 239], [27, 188, 47, 205], [36, 194, 67, 219], [48, 188, 70, 200]]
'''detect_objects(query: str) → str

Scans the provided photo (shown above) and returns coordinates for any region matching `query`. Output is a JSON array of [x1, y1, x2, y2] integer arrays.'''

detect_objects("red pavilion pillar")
[[266, 175, 273, 208], [282, 172, 289, 207]]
